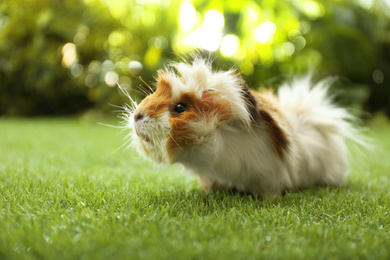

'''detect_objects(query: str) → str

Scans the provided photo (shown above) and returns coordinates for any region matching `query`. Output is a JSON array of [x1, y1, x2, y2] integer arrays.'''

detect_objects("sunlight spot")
[[184, 29, 222, 52], [282, 42, 295, 56], [88, 60, 102, 74], [61, 43, 77, 68], [183, 9, 224, 52], [300, 0, 325, 19], [105, 71, 119, 87], [179, 3, 196, 31], [288, 29, 301, 39], [73, 25, 90, 46], [247, 9, 259, 23], [373, 69, 384, 84], [204, 10, 224, 29], [128, 61, 143, 74], [293, 36, 306, 50], [119, 76, 132, 90], [115, 61, 127, 72], [148, 36, 168, 49], [254, 21, 276, 44], [85, 74, 98, 88], [356, 0, 373, 9], [108, 31, 125, 47], [71, 64, 83, 77], [108, 0, 126, 19], [132, 6, 145, 19], [157, 0, 171, 9], [102, 60, 115, 71], [300, 21, 311, 34], [220, 35, 240, 56]]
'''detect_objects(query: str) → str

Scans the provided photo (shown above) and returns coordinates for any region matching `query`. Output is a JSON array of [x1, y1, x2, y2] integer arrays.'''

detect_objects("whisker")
[[137, 86, 149, 96], [109, 133, 133, 155], [123, 102, 137, 111], [112, 106, 134, 114], [168, 132, 182, 151], [138, 76, 155, 93], [117, 82, 137, 105], [127, 88, 147, 97], [128, 74, 154, 96], [109, 103, 128, 110], [112, 109, 128, 114], [97, 122, 123, 129]]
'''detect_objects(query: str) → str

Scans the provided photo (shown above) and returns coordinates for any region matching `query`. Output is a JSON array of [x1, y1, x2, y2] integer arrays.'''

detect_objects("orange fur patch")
[[201, 90, 232, 122], [136, 78, 172, 118]]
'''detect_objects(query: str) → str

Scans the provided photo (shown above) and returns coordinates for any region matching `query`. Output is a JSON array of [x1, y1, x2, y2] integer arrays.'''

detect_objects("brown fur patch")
[[166, 93, 201, 162], [169, 93, 201, 147], [256, 93, 289, 160], [234, 71, 289, 159], [235, 73, 260, 122], [166, 91, 231, 162]]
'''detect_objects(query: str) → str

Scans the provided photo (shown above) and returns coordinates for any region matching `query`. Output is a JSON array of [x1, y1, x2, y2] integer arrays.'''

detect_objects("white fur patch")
[[130, 111, 171, 163]]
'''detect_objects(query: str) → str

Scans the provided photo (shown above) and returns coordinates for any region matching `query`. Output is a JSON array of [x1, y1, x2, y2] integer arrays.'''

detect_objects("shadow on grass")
[[40, 175, 386, 219], [132, 185, 350, 215]]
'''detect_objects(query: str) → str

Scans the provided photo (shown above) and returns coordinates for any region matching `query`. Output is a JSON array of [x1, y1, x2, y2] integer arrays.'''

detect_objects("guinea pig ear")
[[201, 89, 231, 121], [155, 72, 172, 97]]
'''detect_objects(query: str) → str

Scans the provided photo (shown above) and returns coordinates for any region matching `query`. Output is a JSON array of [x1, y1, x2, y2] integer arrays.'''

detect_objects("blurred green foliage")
[[0, 0, 389, 117]]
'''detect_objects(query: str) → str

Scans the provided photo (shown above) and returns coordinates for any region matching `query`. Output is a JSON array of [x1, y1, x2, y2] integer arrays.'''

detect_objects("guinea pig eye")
[[202, 88, 216, 93], [173, 103, 188, 113]]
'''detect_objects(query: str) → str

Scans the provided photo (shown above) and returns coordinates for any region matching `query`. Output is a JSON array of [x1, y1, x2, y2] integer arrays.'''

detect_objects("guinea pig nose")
[[134, 113, 144, 122]]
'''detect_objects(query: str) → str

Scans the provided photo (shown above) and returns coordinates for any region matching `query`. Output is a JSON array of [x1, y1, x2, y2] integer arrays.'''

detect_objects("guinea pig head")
[[131, 75, 232, 164]]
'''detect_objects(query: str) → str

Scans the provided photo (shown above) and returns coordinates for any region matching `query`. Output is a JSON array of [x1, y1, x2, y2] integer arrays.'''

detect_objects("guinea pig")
[[126, 57, 361, 198]]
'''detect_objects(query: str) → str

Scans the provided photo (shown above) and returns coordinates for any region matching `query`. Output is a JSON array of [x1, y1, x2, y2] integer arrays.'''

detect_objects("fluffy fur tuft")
[[126, 58, 362, 198]]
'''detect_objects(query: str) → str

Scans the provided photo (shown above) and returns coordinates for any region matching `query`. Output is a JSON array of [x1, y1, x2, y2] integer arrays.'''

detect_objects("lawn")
[[0, 118, 389, 260]]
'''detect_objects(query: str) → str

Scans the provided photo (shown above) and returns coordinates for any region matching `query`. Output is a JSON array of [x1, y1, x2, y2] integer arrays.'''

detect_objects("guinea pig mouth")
[[135, 128, 151, 142]]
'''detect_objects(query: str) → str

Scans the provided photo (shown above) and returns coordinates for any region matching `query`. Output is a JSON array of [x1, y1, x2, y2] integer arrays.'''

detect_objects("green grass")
[[0, 118, 389, 260]]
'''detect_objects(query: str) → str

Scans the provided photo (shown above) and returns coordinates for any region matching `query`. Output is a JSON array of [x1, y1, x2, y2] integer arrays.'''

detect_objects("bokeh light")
[[104, 71, 119, 87], [128, 61, 143, 74], [61, 43, 77, 68], [179, 3, 196, 31], [183, 9, 224, 51], [220, 35, 240, 57], [299, 0, 325, 19], [282, 42, 295, 56], [254, 21, 277, 44], [1, 0, 389, 116]]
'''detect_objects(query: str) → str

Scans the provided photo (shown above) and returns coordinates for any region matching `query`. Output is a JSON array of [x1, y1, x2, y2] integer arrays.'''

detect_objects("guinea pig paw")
[[263, 190, 282, 201], [197, 176, 227, 193]]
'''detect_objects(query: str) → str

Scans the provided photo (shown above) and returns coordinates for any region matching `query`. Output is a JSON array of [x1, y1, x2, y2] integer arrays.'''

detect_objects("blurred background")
[[1, 0, 389, 119]]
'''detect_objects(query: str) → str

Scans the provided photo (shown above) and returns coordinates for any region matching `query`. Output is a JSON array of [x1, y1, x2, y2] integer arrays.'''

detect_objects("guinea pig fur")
[[127, 58, 361, 198]]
